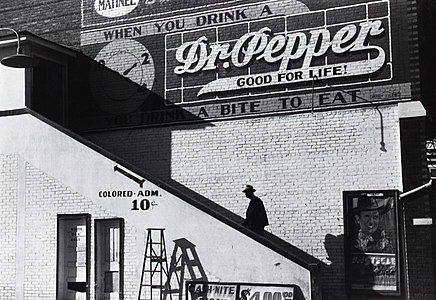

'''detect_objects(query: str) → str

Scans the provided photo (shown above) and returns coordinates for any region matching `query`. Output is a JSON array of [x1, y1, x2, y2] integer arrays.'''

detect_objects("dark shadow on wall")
[[138, 231, 208, 300], [61, 52, 326, 292], [27, 37, 327, 294], [64, 52, 213, 132], [323, 234, 347, 300], [168, 180, 324, 266], [292, 286, 306, 300], [324, 234, 400, 300], [164, 238, 208, 300], [42, 49, 215, 180]]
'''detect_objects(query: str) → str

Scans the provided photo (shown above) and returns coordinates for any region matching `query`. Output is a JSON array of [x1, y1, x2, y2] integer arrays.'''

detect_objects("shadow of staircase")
[[27, 106, 325, 299], [165, 180, 324, 300], [165, 180, 324, 266], [16, 33, 326, 299]]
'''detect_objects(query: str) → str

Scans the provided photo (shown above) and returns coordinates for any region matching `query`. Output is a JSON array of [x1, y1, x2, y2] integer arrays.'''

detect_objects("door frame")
[[94, 218, 125, 300], [56, 214, 91, 300]]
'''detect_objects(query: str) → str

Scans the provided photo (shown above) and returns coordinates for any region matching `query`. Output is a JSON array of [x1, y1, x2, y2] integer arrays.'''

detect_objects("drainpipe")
[[400, 179, 433, 199], [399, 178, 434, 299]]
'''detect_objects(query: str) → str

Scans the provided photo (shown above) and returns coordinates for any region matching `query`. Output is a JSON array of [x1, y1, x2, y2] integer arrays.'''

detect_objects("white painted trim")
[[400, 180, 433, 199], [413, 218, 433, 226], [15, 156, 26, 299], [398, 101, 426, 118]]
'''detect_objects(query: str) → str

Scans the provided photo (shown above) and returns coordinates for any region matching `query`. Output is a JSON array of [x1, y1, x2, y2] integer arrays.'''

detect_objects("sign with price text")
[[186, 282, 296, 300]]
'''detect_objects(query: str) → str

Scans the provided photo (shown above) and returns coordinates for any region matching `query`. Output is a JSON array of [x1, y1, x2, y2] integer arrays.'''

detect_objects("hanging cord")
[[327, 83, 386, 152], [312, 77, 387, 152]]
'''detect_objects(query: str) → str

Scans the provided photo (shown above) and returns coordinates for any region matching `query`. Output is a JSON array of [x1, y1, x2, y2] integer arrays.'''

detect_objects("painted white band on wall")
[[398, 101, 426, 119]]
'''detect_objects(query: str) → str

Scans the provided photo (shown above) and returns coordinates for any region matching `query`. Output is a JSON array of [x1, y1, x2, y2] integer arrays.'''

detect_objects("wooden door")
[[57, 215, 89, 300], [95, 219, 123, 300]]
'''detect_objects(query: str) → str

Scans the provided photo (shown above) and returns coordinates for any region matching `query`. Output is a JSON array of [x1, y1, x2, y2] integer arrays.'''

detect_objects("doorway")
[[95, 218, 124, 299], [57, 214, 90, 300]]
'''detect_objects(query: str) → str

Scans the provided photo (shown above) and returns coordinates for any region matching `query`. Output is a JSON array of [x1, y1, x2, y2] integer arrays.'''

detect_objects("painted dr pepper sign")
[[163, 0, 391, 103], [79, 0, 397, 127], [175, 21, 387, 96]]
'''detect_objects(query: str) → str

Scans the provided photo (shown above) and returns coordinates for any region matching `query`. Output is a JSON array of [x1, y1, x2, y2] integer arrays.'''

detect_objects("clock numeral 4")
[[137, 83, 149, 95], [94, 59, 106, 71]]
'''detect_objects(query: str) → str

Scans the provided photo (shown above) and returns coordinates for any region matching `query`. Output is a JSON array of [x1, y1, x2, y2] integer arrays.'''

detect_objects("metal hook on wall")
[[311, 77, 387, 152]]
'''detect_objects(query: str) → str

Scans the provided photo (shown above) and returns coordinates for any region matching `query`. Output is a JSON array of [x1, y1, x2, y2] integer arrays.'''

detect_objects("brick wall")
[[400, 117, 435, 299], [0, 154, 139, 299], [0, 113, 318, 300], [1, 0, 430, 298], [86, 104, 403, 299], [0, 0, 80, 49], [25, 161, 141, 300], [0, 154, 18, 299], [407, 0, 421, 102]]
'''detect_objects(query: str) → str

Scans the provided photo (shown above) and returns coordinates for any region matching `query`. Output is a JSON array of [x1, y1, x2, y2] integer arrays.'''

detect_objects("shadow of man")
[[324, 233, 382, 299], [323, 233, 347, 299]]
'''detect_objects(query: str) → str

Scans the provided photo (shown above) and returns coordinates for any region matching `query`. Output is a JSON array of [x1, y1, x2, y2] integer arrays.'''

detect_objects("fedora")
[[242, 185, 256, 193]]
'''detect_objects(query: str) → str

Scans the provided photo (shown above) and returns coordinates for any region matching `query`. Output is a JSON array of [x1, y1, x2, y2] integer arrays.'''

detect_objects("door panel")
[[96, 219, 124, 300], [58, 215, 89, 300]]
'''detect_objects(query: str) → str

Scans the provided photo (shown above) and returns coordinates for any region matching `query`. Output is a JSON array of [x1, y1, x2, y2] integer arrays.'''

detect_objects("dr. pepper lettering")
[[174, 20, 385, 75]]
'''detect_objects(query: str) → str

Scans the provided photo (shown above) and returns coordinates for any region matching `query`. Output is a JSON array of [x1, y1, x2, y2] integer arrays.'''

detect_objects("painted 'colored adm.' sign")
[[79, 0, 410, 130]]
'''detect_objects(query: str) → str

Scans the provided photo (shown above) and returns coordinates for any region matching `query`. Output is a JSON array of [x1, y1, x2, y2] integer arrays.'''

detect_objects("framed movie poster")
[[343, 190, 402, 296]]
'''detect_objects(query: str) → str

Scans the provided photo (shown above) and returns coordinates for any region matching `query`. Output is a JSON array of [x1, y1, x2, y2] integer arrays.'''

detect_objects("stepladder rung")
[[151, 285, 163, 289], [164, 289, 181, 293], [141, 284, 164, 288], [148, 256, 166, 262]]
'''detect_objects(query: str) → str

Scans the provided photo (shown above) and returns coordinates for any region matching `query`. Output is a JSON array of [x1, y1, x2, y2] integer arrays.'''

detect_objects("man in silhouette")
[[242, 185, 269, 236]]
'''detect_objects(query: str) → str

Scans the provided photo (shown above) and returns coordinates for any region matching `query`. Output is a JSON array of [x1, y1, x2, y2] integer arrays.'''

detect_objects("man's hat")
[[242, 185, 256, 193], [353, 195, 393, 215]]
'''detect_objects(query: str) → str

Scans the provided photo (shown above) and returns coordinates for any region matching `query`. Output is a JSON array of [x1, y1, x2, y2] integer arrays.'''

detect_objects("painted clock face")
[[90, 39, 155, 115]]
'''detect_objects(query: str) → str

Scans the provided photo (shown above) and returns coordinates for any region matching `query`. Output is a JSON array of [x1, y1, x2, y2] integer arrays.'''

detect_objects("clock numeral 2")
[[142, 52, 150, 65]]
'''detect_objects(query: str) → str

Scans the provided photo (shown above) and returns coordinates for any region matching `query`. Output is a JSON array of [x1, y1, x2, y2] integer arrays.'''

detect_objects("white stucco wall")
[[0, 113, 313, 299], [0, 64, 25, 110]]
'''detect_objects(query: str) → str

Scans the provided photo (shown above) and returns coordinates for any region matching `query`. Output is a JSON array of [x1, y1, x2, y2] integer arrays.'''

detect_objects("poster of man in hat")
[[353, 194, 395, 253], [344, 190, 401, 295]]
